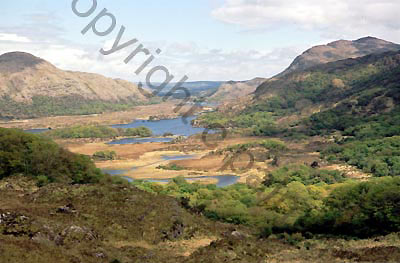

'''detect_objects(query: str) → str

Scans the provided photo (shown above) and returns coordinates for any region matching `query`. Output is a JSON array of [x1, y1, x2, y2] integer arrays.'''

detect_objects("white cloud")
[[0, 33, 31, 43], [0, 9, 317, 82], [149, 41, 302, 81], [212, 0, 400, 41], [0, 30, 299, 81]]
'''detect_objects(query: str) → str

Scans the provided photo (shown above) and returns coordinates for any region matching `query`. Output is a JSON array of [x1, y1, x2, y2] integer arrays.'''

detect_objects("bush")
[[263, 165, 346, 186], [156, 164, 185, 171], [295, 177, 400, 237], [92, 151, 117, 161], [0, 128, 104, 184], [123, 126, 152, 137]]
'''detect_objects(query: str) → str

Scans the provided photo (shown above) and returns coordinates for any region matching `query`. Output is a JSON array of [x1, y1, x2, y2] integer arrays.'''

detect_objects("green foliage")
[[308, 105, 400, 137], [198, 111, 280, 136], [342, 107, 400, 140], [263, 165, 346, 186], [47, 125, 118, 139], [222, 139, 287, 153], [156, 164, 186, 171], [296, 177, 400, 237], [0, 128, 104, 184], [133, 169, 333, 234], [254, 51, 400, 119], [36, 175, 50, 187], [92, 150, 117, 161], [134, 164, 400, 238], [322, 136, 400, 177], [46, 125, 152, 139], [122, 126, 153, 137]]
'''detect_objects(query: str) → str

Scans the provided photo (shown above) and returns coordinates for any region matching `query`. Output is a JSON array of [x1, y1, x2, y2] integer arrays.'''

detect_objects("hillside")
[[207, 37, 400, 102], [253, 50, 400, 119], [209, 77, 266, 102], [277, 37, 400, 77], [0, 52, 149, 119], [198, 47, 400, 139], [1, 128, 400, 262]]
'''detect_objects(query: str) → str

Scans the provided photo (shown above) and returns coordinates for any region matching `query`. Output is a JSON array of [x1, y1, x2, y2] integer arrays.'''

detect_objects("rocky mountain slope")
[[0, 52, 149, 119], [209, 77, 266, 102], [277, 37, 400, 77]]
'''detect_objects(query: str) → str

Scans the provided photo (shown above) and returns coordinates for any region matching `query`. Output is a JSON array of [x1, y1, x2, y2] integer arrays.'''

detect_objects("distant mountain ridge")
[[0, 52, 149, 119], [209, 77, 266, 102], [145, 81, 225, 98], [277, 37, 400, 77]]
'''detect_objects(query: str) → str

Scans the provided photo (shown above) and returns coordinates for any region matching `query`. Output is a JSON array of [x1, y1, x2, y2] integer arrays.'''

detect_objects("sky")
[[1, 0, 400, 82]]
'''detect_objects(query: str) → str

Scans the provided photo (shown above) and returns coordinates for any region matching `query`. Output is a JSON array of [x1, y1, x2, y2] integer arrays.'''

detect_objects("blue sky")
[[1, 0, 399, 81]]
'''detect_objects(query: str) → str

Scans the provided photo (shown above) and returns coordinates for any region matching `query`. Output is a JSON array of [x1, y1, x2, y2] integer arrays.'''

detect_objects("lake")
[[111, 116, 206, 137], [108, 116, 211, 144], [101, 164, 239, 188], [108, 137, 174, 145], [24, 116, 211, 145], [162, 155, 196, 161], [116, 174, 239, 188]]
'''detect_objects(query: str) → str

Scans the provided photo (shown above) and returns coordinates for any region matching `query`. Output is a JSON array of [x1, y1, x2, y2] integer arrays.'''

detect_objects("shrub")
[[92, 151, 117, 161], [0, 128, 104, 184]]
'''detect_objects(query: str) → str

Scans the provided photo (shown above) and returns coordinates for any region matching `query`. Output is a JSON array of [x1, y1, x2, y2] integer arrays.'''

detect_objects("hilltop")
[[277, 36, 400, 77]]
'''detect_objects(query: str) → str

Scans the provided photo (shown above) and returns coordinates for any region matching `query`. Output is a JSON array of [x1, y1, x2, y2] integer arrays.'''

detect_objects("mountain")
[[0, 52, 149, 119], [209, 77, 266, 102], [200, 48, 400, 137], [277, 37, 400, 77], [209, 37, 400, 102], [255, 50, 400, 109], [145, 81, 225, 98]]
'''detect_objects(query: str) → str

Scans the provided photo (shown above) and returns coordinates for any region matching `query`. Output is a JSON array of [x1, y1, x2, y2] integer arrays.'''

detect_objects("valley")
[[1, 36, 400, 262]]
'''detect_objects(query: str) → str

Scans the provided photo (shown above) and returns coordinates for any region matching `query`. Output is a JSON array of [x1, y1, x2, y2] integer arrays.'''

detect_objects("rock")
[[311, 161, 320, 168], [0, 211, 38, 237], [56, 203, 76, 214], [231, 231, 247, 240], [56, 225, 98, 245], [95, 252, 106, 258], [32, 225, 57, 245]]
